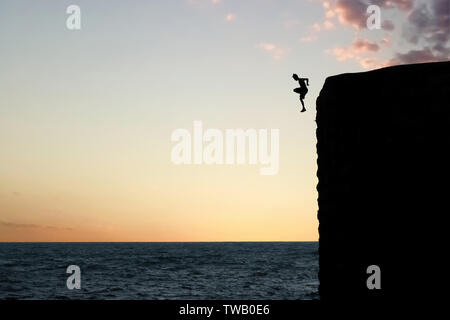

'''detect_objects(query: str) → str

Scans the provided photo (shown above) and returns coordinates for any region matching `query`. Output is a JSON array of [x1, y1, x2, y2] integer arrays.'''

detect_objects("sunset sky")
[[1, 0, 448, 241]]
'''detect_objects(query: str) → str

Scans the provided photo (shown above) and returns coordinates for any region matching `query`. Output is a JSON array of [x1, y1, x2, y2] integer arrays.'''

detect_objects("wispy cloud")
[[0, 220, 73, 231], [328, 0, 412, 29], [327, 38, 380, 68], [300, 35, 318, 43], [299, 20, 333, 45], [255, 42, 290, 60], [323, 20, 335, 30], [352, 38, 380, 52], [225, 13, 236, 22]]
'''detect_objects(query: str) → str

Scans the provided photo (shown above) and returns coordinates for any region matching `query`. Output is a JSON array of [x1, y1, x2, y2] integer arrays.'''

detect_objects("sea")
[[0, 242, 318, 300]]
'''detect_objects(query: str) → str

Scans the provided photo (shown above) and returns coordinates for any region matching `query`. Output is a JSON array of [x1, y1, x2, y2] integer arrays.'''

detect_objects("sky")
[[0, 0, 449, 242]]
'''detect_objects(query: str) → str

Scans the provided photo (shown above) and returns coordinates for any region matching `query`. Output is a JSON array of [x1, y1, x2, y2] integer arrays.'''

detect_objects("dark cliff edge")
[[316, 61, 450, 303]]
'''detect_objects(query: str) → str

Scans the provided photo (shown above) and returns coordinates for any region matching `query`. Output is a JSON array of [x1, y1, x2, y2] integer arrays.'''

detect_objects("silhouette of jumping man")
[[292, 73, 309, 112]]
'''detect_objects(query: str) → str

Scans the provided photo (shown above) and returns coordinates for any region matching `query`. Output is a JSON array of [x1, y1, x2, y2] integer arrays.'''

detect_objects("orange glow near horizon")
[[0, 159, 319, 242]]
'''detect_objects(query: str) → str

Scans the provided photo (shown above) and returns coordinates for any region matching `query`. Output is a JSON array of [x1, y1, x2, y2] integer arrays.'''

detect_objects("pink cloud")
[[300, 35, 318, 43], [255, 42, 290, 60], [319, 0, 449, 68], [324, 0, 413, 29], [323, 20, 335, 30], [225, 13, 236, 22], [312, 23, 321, 31], [352, 38, 380, 52], [327, 38, 381, 68], [334, 0, 368, 28], [359, 58, 375, 68]]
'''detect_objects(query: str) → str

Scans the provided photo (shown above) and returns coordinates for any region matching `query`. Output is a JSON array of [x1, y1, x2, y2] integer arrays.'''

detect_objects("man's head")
[[292, 73, 299, 81]]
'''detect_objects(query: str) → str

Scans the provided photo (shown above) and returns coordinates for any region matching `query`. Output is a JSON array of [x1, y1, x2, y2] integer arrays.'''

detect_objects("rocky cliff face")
[[316, 61, 450, 302]]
